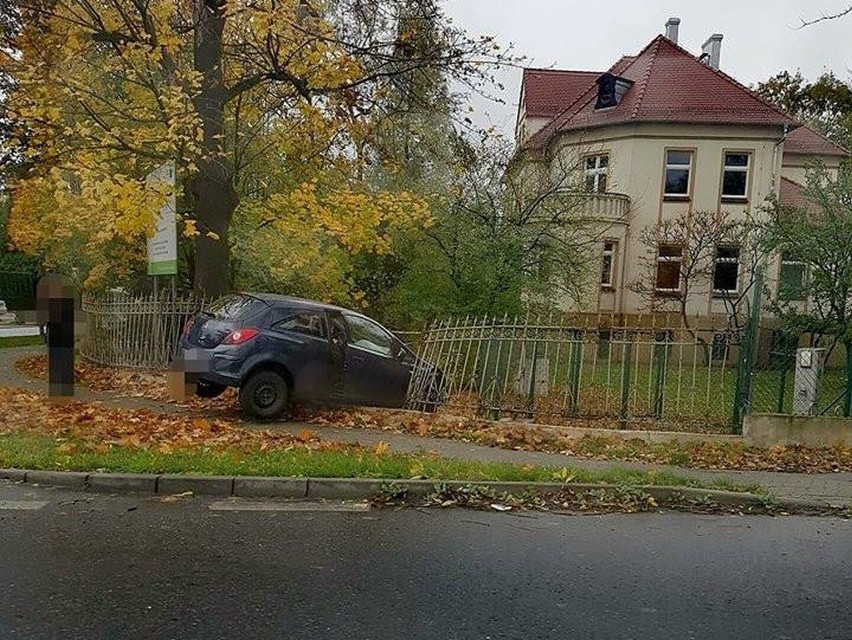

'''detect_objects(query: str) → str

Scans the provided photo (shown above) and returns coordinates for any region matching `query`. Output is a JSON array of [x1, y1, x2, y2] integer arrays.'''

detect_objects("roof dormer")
[[595, 73, 633, 110]]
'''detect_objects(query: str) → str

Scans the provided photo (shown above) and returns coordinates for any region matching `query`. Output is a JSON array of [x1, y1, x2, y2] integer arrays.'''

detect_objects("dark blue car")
[[178, 293, 439, 418]]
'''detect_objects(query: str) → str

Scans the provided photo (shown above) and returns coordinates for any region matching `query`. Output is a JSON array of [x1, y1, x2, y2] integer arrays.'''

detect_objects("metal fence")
[[406, 314, 852, 433], [749, 328, 851, 418], [81, 291, 206, 369]]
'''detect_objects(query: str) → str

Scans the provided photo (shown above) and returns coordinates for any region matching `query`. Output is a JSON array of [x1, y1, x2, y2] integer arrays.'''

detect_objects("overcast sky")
[[445, 0, 852, 138]]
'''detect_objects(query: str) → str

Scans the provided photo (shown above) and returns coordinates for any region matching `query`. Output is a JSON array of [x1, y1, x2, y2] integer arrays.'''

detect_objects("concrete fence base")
[[744, 414, 852, 448]]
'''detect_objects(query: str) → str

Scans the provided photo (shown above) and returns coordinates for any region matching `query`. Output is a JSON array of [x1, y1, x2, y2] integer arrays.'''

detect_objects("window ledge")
[[601, 285, 615, 292], [712, 292, 739, 299], [720, 196, 749, 205], [663, 195, 691, 202]]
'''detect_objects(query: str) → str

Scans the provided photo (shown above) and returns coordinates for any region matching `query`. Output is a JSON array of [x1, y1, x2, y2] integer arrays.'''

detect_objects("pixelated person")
[[37, 274, 76, 399]]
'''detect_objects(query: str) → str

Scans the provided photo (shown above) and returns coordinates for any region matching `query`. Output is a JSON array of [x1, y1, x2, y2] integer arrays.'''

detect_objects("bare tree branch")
[[797, 4, 852, 28]]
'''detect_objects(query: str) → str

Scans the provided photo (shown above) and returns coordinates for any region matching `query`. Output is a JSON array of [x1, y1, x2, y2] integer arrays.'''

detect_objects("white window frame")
[[655, 245, 683, 293], [712, 245, 740, 295], [664, 150, 693, 197], [722, 153, 750, 200], [601, 241, 617, 288], [584, 154, 609, 193]]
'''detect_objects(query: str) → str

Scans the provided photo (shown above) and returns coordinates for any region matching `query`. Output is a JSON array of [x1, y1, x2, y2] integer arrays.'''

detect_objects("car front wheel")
[[239, 370, 290, 419]]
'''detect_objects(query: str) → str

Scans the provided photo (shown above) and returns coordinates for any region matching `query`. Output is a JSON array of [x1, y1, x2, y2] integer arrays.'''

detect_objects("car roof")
[[242, 292, 352, 314]]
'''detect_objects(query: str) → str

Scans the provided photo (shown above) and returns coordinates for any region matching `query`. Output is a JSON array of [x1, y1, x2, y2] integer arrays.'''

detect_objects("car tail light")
[[223, 328, 259, 345]]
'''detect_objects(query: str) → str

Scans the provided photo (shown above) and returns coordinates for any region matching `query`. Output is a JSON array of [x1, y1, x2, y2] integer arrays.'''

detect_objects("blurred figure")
[[37, 274, 77, 399]]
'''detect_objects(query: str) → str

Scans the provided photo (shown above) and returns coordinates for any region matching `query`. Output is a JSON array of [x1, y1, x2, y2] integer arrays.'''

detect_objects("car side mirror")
[[395, 342, 415, 365], [390, 339, 403, 359]]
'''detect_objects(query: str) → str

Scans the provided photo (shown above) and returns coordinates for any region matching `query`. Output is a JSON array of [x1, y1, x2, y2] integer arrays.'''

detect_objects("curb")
[[0, 467, 831, 512]]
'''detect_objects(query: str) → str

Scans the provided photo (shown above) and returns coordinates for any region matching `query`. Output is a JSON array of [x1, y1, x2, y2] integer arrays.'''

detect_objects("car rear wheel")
[[239, 370, 290, 419]]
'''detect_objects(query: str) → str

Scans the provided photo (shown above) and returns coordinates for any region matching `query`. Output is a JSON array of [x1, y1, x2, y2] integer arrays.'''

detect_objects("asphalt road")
[[0, 482, 850, 640]]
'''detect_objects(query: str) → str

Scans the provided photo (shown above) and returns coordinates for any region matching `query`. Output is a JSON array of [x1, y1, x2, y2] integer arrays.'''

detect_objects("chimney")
[[701, 34, 723, 70], [664, 17, 681, 44]]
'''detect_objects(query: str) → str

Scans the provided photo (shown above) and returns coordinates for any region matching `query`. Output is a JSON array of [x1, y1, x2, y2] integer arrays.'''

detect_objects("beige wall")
[[542, 122, 787, 316], [516, 115, 552, 146], [745, 413, 852, 447], [781, 152, 842, 185]]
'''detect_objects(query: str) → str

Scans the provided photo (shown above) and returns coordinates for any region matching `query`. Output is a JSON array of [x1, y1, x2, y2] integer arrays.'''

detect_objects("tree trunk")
[[192, 0, 236, 297]]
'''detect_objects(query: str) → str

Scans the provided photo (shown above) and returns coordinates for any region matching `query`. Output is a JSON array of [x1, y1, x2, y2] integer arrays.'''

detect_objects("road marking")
[[209, 500, 371, 513], [0, 500, 48, 511]]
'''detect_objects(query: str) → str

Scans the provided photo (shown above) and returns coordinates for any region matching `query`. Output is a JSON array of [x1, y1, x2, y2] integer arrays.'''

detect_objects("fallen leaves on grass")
[[14, 355, 238, 413], [310, 408, 852, 474], [0, 387, 344, 454], [438, 390, 731, 434]]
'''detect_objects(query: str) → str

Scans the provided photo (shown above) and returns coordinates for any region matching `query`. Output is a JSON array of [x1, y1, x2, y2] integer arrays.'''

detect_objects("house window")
[[722, 153, 750, 199], [655, 245, 683, 293], [585, 155, 609, 193], [713, 246, 740, 295], [601, 241, 617, 288], [779, 252, 807, 301], [664, 151, 692, 197]]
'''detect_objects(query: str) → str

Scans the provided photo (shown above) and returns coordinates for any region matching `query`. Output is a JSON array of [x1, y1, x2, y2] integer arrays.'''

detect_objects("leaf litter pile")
[[14, 354, 238, 414], [311, 409, 852, 474], [13, 354, 852, 473], [0, 387, 345, 456]]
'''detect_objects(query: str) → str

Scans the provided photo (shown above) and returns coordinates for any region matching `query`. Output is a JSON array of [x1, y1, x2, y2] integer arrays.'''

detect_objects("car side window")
[[273, 312, 326, 339], [344, 314, 394, 357]]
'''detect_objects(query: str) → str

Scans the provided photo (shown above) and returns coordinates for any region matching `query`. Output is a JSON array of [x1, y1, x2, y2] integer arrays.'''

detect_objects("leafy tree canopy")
[[756, 70, 852, 148], [1, 0, 511, 297]]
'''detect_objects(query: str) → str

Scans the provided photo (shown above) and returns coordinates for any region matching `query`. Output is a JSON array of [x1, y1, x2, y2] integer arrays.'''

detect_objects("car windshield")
[[206, 294, 267, 321]]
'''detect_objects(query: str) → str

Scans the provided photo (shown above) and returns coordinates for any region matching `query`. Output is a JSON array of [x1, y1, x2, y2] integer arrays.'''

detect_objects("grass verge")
[[0, 431, 756, 493], [0, 335, 43, 348]]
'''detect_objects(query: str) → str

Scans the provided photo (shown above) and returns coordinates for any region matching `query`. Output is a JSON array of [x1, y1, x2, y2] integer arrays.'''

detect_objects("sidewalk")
[[262, 422, 852, 507], [2, 346, 851, 507]]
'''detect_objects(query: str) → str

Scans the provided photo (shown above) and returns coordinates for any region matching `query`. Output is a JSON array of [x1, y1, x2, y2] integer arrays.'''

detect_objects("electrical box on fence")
[[793, 348, 825, 416]]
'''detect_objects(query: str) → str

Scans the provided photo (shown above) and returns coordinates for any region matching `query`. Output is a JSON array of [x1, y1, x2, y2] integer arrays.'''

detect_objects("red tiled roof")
[[779, 176, 824, 215], [524, 35, 798, 151], [609, 56, 636, 76], [783, 125, 847, 156], [522, 69, 601, 118], [780, 177, 807, 209]]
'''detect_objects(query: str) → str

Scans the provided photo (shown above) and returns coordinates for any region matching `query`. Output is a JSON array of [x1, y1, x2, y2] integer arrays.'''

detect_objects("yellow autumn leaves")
[[5, 0, 434, 297], [235, 180, 430, 302]]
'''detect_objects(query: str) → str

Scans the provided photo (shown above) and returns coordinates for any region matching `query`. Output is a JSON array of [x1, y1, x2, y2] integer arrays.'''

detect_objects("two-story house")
[[514, 17, 847, 322]]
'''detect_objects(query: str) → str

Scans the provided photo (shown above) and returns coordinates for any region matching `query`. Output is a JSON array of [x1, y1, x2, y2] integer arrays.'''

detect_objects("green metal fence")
[[407, 314, 747, 433], [406, 314, 852, 433], [748, 329, 851, 418]]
